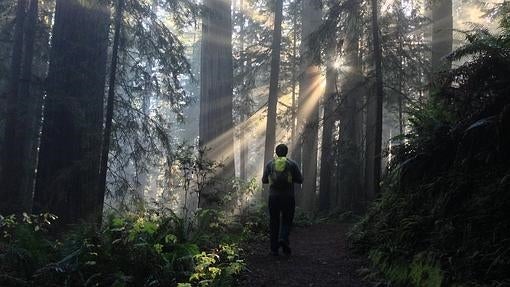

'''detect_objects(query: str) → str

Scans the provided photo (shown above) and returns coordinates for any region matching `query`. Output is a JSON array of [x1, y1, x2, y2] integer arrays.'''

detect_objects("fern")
[[350, 9, 510, 286]]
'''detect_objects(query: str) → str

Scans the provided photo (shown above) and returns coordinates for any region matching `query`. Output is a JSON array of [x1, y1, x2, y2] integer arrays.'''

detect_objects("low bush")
[[350, 6, 510, 286], [0, 208, 244, 287]]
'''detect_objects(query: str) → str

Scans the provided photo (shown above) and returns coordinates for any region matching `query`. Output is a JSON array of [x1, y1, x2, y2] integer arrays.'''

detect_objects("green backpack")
[[269, 157, 292, 189]]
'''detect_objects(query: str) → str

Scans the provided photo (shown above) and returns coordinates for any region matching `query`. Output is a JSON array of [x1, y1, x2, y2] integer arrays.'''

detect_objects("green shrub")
[[0, 209, 245, 287], [350, 8, 510, 286]]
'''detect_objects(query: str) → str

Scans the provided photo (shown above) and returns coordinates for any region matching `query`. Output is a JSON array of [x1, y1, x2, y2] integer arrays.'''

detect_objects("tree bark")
[[431, 0, 452, 74], [338, 0, 364, 212], [289, 9, 299, 196], [290, 9, 298, 159], [16, 0, 40, 213], [0, 0, 30, 215], [262, 0, 284, 199], [365, 0, 384, 201], [199, 0, 235, 206], [296, 0, 322, 212], [98, 0, 124, 224], [318, 38, 338, 212], [396, 1, 404, 135], [239, 0, 247, 181], [33, 0, 110, 225]]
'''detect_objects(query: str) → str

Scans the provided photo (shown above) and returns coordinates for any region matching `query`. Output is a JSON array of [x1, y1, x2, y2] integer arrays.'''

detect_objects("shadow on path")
[[236, 223, 369, 287]]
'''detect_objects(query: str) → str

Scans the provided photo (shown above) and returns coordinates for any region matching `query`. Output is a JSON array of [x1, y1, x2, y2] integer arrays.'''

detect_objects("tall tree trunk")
[[98, 0, 124, 223], [0, 0, 28, 215], [318, 38, 338, 212], [199, 0, 234, 206], [296, 0, 322, 212], [262, 0, 283, 199], [431, 0, 452, 74], [365, 0, 384, 201], [239, 0, 247, 181], [290, 9, 298, 155], [33, 0, 110, 225], [16, 0, 40, 213], [338, 0, 364, 212], [398, 67, 404, 135], [239, 115, 247, 180], [397, 3, 404, 135], [239, 115, 248, 180], [289, 9, 300, 195]]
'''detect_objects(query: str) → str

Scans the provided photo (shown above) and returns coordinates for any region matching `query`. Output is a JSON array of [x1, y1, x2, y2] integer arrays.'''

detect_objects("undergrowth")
[[0, 208, 245, 287], [350, 5, 510, 287]]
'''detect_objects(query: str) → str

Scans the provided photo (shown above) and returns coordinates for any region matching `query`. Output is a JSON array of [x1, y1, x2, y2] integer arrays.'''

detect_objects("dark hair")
[[275, 144, 288, 157]]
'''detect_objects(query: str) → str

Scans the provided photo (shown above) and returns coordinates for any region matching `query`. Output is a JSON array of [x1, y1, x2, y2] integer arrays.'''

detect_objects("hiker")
[[262, 143, 303, 256]]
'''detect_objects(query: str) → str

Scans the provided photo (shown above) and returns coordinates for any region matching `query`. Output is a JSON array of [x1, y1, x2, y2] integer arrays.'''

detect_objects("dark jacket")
[[262, 157, 303, 196]]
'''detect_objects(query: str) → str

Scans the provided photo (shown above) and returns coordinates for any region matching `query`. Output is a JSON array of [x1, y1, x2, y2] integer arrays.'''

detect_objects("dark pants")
[[268, 194, 295, 252]]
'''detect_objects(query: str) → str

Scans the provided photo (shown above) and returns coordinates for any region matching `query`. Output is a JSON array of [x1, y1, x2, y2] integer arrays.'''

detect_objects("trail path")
[[237, 223, 370, 287]]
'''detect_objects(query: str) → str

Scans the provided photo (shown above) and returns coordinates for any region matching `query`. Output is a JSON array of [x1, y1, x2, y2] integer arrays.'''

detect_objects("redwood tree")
[[199, 0, 235, 205], [365, 0, 384, 200], [238, 0, 248, 180], [338, 0, 364, 212], [98, 0, 124, 217], [431, 0, 452, 74], [318, 38, 338, 212], [33, 0, 110, 225], [262, 0, 284, 199], [297, 0, 322, 212], [0, 0, 41, 215]]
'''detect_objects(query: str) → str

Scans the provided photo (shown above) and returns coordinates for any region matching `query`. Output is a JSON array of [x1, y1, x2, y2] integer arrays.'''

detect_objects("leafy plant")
[[350, 9, 510, 286], [0, 209, 245, 287]]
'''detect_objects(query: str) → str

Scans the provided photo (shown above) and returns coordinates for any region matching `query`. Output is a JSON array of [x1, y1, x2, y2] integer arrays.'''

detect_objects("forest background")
[[0, 0, 508, 285]]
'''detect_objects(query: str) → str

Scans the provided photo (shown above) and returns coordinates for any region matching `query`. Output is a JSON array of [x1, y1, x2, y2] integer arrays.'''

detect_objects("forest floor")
[[236, 223, 370, 287]]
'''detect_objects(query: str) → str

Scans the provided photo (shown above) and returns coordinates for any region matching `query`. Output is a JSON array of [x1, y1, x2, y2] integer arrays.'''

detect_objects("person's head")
[[275, 144, 288, 157]]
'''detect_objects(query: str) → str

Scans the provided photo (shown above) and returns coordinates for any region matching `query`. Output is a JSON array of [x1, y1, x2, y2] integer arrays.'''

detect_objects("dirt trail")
[[237, 223, 370, 287]]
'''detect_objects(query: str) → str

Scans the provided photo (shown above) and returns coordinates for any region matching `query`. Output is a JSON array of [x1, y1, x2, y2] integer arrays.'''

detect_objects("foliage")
[[176, 144, 219, 212], [106, 0, 199, 204], [441, 17, 510, 121], [232, 0, 272, 121], [350, 11, 510, 286], [225, 177, 260, 213], [0, 209, 244, 287], [238, 203, 269, 242]]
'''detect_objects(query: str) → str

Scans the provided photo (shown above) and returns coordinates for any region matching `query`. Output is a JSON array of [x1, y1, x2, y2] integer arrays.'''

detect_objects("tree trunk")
[[318, 38, 338, 212], [239, 114, 247, 180], [290, 8, 298, 157], [0, 0, 30, 215], [396, 2, 404, 135], [239, 0, 247, 181], [338, 0, 364, 212], [262, 0, 283, 199], [16, 0, 40, 213], [365, 0, 384, 201], [199, 0, 234, 206], [289, 10, 299, 195], [296, 0, 322, 212], [98, 0, 124, 224], [431, 0, 452, 74], [33, 0, 110, 225]]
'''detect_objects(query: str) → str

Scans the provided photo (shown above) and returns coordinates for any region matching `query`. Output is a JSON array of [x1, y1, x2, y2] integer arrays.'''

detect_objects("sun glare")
[[333, 58, 351, 73], [201, 68, 325, 181]]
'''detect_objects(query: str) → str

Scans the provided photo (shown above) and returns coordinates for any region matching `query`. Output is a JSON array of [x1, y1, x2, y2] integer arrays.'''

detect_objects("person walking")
[[262, 143, 303, 256]]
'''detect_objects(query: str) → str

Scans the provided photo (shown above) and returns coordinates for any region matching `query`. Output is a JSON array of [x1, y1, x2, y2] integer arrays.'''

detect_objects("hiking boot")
[[279, 241, 291, 255]]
